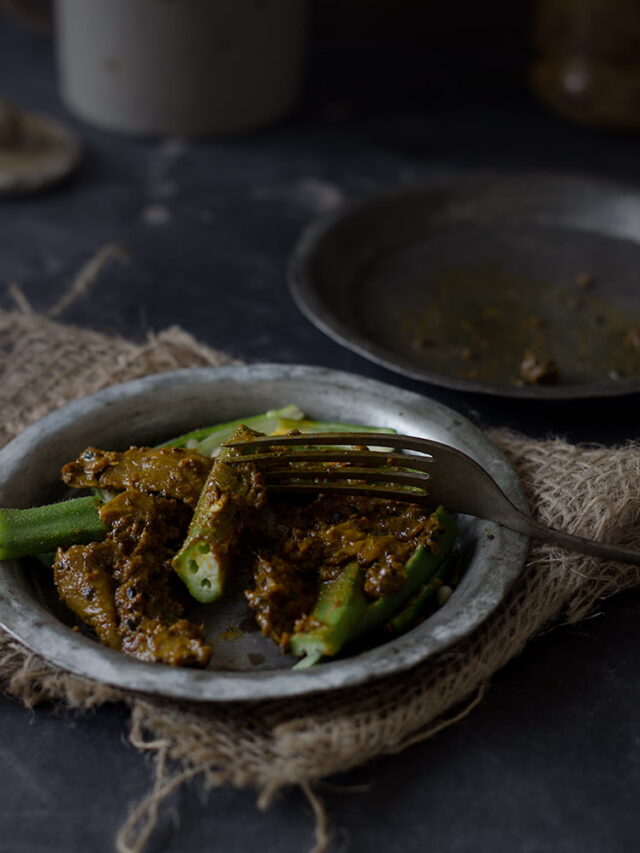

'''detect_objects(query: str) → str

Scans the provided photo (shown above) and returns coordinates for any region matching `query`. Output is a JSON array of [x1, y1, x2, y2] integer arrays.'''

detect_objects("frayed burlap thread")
[[1, 308, 639, 853]]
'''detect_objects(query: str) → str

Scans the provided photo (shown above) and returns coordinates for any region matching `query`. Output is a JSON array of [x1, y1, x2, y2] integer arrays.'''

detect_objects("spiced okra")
[[171, 426, 267, 604], [0, 408, 460, 669], [290, 505, 457, 668]]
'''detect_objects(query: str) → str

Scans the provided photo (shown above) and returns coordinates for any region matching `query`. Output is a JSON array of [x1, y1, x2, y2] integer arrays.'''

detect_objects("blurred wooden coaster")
[[0, 99, 81, 195]]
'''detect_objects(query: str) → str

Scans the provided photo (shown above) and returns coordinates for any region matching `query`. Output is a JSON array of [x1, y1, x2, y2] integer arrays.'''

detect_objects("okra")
[[171, 427, 263, 603], [162, 407, 395, 456], [162, 405, 305, 455], [291, 506, 457, 668], [0, 496, 106, 560], [384, 553, 456, 637], [289, 562, 369, 667]]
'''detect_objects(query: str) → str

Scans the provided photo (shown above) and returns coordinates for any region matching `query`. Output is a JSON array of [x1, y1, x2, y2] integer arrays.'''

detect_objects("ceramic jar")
[[55, 0, 307, 136]]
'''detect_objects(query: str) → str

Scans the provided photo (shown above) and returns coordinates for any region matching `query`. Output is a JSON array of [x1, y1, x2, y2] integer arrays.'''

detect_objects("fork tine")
[[268, 483, 433, 504], [226, 449, 434, 472], [223, 433, 440, 504], [223, 432, 438, 455], [264, 466, 430, 491]]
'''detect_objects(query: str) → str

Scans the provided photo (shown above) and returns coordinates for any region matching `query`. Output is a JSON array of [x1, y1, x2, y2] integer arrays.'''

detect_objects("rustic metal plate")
[[0, 366, 528, 701], [290, 173, 640, 398]]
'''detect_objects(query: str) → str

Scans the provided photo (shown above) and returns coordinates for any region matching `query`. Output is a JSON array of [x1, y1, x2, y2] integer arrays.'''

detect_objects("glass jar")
[[531, 0, 640, 129]]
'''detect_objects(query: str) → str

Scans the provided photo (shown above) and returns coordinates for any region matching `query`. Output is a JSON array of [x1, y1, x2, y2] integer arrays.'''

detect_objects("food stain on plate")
[[366, 264, 640, 389], [219, 626, 242, 642]]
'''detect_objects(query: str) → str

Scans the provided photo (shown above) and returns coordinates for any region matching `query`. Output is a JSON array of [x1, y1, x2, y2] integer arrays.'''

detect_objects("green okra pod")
[[162, 407, 394, 456], [0, 496, 106, 560], [290, 562, 369, 668], [384, 553, 456, 637], [171, 427, 265, 603], [291, 505, 457, 668], [162, 406, 305, 455]]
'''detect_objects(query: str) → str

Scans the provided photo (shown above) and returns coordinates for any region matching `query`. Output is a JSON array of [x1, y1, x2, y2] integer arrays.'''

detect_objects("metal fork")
[[225, 432, 640, 565]]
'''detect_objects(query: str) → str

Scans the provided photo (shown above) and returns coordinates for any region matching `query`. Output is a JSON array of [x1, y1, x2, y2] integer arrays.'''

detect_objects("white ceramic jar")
[[54, 0, 308, 136]]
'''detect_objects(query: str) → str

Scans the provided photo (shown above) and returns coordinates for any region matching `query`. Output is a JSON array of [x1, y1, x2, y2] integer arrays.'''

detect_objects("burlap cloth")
[[1, 306, 640, 853]]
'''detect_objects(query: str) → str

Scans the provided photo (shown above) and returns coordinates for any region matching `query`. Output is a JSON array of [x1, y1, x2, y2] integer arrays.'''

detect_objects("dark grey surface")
[[1, 14, 640, 853]]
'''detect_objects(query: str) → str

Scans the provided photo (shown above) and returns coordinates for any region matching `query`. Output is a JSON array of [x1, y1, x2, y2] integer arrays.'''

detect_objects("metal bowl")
[[0, 365, 528, 701], [290, 172, 640, 398]]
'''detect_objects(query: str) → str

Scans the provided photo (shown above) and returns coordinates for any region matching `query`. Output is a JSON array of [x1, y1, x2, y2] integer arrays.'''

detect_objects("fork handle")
[[502, 510, 640, 566]]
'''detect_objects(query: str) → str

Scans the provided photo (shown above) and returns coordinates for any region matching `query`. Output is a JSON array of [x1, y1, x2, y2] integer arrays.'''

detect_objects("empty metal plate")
[[0, 366, 527, 702], [290, 172, 640, 398]]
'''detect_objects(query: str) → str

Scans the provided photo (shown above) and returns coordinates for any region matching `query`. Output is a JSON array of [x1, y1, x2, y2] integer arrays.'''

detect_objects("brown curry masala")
[[53, 444, 439, 667]]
